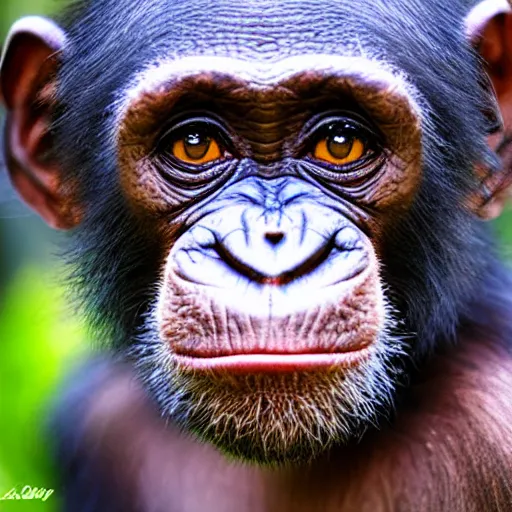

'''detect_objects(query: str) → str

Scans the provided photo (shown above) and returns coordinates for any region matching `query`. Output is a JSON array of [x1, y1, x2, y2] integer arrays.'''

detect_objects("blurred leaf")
[[0, 267, 87, 512]]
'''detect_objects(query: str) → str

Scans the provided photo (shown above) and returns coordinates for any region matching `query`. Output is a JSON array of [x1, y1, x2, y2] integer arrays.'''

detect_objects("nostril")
[[264, 231, 285, 246]]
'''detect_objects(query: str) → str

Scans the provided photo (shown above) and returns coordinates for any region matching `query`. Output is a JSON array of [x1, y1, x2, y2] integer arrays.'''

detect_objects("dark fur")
[[37, 0, 512, 509]]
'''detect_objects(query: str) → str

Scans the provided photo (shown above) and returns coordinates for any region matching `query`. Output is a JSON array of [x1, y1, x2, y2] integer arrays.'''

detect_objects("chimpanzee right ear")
[[465, 0, 512, 219], [0, 17, 80, 229]]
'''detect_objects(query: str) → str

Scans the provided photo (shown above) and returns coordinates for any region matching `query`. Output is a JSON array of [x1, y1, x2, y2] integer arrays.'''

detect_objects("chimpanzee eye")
[[171, 129, 224, 166], [156, 118, 233, 170], [311, 122, 375, 168]]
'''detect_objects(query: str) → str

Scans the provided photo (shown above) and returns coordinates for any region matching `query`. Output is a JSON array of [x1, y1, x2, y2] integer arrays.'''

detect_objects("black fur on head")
[[52, 0, 500, 365]]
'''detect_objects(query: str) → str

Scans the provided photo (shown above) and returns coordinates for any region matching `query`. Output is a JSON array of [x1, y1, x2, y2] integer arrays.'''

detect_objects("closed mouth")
[[174, 348, 372, 374]]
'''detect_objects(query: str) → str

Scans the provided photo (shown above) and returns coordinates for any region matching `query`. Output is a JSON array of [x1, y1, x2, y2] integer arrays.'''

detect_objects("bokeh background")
[[0, 1, 512, 511], [0, 3, 86, 511]]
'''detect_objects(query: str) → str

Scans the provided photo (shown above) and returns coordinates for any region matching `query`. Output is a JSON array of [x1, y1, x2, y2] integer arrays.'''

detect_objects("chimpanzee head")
[[2, 0, 512, 464]]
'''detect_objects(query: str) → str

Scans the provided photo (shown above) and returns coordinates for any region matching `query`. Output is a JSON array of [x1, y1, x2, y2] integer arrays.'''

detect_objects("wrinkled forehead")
[[113, 0, 430, 105], [114, 0, 429, 61], [79, 0, 473, 130], [165, 0, 367, 58]]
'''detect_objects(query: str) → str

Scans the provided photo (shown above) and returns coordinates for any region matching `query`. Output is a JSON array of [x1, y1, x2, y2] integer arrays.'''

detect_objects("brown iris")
[[172, 131, 223, 165], [313, 130, 366, 166]]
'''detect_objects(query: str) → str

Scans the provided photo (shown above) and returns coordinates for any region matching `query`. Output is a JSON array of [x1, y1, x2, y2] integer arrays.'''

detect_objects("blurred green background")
[[0, 2, 512, 511], [0, 3, 86, 511]]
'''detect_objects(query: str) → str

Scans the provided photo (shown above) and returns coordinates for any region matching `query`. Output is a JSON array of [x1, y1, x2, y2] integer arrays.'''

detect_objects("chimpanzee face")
[[2, 0, 510, 465]]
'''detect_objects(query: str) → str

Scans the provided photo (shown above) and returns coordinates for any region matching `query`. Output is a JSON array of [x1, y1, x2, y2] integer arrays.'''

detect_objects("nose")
[[264, 231, 285, 247]]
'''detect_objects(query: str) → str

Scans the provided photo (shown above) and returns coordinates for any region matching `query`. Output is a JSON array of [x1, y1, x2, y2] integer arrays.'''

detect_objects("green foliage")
[[0, 268, 87, 511], [493, 206, 512, 260], [0, 0, 64, 35], [0, 0, 75, 506]]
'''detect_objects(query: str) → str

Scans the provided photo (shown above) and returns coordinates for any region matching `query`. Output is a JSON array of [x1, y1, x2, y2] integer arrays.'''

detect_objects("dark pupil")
[[327, 131, 354, 159], [184, 132, 211, 160]]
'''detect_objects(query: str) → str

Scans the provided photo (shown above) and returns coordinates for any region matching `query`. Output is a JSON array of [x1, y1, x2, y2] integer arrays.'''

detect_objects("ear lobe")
[[465, 1, 512, 219], [1, 17, 80, 230]]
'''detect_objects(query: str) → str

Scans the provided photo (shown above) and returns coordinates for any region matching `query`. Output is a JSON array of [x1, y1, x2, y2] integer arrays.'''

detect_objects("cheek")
[[118, 150, 196, 218], [370, 154, 423, 213], [154, 239, 387, 359]]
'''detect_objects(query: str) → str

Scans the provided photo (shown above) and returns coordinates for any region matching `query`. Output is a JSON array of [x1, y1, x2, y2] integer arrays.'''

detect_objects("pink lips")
[[174, 349, 372, 374]]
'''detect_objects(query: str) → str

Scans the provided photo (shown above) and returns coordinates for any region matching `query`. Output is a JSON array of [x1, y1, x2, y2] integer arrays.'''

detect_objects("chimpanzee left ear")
[[0, 17, 80, 229], [466, 0, 512, 219]]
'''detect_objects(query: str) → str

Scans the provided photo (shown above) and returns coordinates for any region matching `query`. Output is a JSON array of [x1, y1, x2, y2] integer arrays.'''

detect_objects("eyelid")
[[300, 111, 382, 148], [156, 115, 233, 152]]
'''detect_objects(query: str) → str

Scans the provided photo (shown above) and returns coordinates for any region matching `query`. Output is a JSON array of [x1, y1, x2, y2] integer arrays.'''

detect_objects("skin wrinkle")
[[158, 269, 382, 357], [118, 72, 422, 228], [119, 72, 421, 163], [118, 55, 423, 113]]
